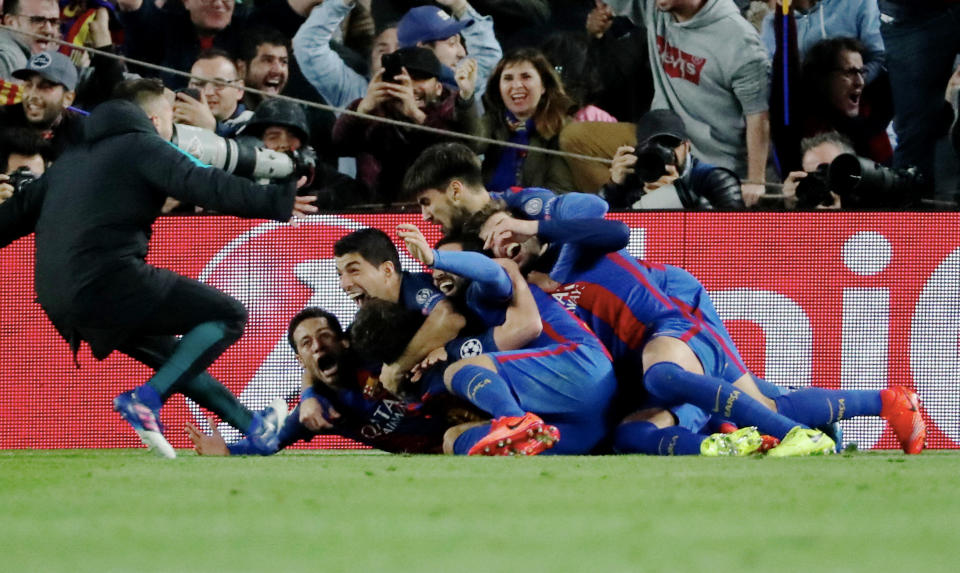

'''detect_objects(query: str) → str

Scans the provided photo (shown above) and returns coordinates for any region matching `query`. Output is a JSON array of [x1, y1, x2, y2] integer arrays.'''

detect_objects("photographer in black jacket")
[[599, 109, 745, 210], [0, 78, 317, 458]]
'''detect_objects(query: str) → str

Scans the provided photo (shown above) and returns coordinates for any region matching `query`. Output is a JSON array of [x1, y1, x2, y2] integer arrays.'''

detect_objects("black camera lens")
[[7, 166, 38, 195], [634, 140, 678, 183], [794, 164, 832, 209]]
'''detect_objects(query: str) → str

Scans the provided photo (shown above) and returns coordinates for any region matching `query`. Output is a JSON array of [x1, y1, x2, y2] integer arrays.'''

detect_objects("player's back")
[[548, 249, 695, 367], [528, 284, 609, 353], [638, 260, 745, 364]]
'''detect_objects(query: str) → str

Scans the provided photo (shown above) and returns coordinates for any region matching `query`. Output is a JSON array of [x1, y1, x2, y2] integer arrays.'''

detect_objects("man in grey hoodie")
[[603, 0, 771, 206], [0, 0, 60, 80]]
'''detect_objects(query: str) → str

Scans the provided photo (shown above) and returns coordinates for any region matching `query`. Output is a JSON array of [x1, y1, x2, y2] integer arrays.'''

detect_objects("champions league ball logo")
[[415, 288, 434, 307], [459, 338, 483, 358]]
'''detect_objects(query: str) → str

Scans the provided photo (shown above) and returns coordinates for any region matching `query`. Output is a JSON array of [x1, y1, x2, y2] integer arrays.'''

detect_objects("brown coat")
[[477, 114, 576, 193]]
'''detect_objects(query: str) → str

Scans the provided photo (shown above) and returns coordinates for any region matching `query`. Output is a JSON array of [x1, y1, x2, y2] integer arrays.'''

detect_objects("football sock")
[[175, 371, 253, 433], [614, 420, 705, 455], [774, 388, 883, 426], [448, 365, 525, 418], [452, 424, 491, 455], [643, 362, 802, 439]]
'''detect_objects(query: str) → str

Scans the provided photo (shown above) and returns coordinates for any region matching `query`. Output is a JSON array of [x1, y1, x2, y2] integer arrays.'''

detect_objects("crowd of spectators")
[[1, 0, 960, 210]]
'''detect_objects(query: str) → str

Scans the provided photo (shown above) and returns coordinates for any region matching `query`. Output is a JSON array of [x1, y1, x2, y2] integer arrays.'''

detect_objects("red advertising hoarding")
[[1, 212, 957, 450]]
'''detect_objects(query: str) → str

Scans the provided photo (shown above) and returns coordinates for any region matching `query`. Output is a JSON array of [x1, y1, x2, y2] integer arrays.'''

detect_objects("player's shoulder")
[[498, 186, 557, 219], [400, 271, 444, 313]]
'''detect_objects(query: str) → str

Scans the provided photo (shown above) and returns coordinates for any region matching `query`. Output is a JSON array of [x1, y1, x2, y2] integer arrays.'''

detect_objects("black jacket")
[[600, 156, 744, 210], [0, 99, 296, 358], [0, 106, 85, 160]]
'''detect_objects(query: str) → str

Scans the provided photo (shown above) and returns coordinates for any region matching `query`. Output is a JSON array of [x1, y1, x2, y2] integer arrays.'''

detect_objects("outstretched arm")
[[399, 223, 512, 301], [432, 249, 513, 302], [292, 0, 369, 109]]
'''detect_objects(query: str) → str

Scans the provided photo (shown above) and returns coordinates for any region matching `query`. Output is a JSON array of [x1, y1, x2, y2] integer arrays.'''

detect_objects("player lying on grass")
[[188, 228, 494, 455], [474, 205, 925, 455], [186, 307, 485, 455]]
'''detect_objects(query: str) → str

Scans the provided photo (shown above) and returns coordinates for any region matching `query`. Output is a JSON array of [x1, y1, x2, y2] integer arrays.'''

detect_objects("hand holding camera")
[[173, 87, 217, 132], [610, 145, 638, 185], [0, 175, 12, 206]]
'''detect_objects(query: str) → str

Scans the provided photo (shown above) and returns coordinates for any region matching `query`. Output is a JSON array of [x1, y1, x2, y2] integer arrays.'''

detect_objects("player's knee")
[[442, 357, 491, 391], [620, 407, 676, 428], [643, 361, 685, 398]]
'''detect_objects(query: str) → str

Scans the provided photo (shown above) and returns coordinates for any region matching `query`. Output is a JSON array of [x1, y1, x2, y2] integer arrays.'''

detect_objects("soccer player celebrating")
[[352, 225, 618, 456], [475, 206, 925, 456], [186, 307, 473, 455]]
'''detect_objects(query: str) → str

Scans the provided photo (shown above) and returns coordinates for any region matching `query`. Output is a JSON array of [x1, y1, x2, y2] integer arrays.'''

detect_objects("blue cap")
[[13, 51, 78, 92], [397, 6, 473, 48]]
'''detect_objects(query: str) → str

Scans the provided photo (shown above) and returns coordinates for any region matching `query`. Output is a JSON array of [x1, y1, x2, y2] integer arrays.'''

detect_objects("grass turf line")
[[1, 449, 958, 573]]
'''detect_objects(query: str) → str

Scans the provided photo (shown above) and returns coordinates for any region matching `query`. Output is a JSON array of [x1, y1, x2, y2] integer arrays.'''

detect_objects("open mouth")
[[316, 352, 338, 373], [505, 242, 522, 260], [348, 291, 367, 306], [436, 276, 457, 296], [849, 91, 861, 106], [263, 78, 282, 92]]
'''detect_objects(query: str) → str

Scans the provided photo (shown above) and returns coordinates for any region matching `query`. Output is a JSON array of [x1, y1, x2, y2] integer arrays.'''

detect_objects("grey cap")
[[13, 51, 79, 92]]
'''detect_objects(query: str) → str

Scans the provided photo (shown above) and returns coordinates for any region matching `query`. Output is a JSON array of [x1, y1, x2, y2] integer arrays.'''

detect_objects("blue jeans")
[[881, 3, 960, 194]]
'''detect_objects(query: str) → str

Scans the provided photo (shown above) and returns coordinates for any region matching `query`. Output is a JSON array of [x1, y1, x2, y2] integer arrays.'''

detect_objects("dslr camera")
[[622, 136, 682, 189], [172, 123, 309, 182], [6, 166, 39, 195], [795, 153, 926, 210]]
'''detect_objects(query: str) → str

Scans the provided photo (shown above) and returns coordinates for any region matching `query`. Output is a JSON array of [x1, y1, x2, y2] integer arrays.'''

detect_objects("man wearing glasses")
[[174, 48, 252, 136], [0, 0, 61, 79]]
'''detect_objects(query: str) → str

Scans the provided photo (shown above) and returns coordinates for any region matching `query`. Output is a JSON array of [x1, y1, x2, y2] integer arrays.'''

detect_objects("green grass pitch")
[[2, 449, 959, 573]]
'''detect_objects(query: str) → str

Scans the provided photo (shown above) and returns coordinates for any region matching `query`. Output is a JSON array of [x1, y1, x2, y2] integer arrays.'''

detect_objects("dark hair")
[[112, 78, 166, 110], [3, 0, 25, 15], [287, 307, 344, 352], [237, 26, 291, 64], [0, 127, 50, 173], [350, 299, 425, 364], [402, 142, 484, 198], [481, 47, 575, 140], [435, 230, 484, 253], [539, 32, 602, 111], [333, 228, 401, 271], [462, 199, 507, 241], [801, 37, 866, 108], [375, 20, 399, 40]]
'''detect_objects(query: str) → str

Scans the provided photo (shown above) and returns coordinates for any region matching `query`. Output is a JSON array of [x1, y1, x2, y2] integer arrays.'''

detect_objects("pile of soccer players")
[[187, 143, 927, 458]]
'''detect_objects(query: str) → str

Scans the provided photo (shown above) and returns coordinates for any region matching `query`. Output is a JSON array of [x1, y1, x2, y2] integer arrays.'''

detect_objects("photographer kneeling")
[[784, 131, 925, 210], [599, 110, 744, 210]]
